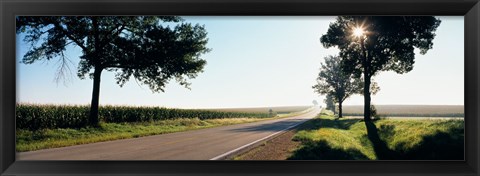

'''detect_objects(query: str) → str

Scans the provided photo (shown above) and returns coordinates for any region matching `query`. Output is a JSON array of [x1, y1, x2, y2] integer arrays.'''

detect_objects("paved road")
[[17, 107, 322, 160]]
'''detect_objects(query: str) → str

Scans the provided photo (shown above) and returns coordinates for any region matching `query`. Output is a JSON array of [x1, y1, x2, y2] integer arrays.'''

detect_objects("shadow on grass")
[[372, 121, 464, 160], [364, 121, 400, 160], [299, 118, 361, 131], [397, 128, 464, 160], [290, 118, 464, 160], [288, 140, 369, 160], [287, 118, 369, 160]]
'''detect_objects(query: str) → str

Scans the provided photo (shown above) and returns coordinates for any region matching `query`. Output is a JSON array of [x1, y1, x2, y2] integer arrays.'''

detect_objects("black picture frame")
[[1, 0, 479, 175]]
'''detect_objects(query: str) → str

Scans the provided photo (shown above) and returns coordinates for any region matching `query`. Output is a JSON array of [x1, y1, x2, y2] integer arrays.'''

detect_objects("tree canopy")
[[320, 16, 441, 121], [320, 16, 441, 78], [17, 16, 211, 125]]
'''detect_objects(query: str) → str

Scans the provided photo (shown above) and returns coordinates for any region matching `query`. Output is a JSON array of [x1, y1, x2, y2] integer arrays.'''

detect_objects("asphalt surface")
[[17, 107, 322, 160]]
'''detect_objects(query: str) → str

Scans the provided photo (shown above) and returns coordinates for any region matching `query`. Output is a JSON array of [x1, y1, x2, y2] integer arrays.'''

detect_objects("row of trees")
[[16, 16, 442, 126], [313, 16, 441, 121]]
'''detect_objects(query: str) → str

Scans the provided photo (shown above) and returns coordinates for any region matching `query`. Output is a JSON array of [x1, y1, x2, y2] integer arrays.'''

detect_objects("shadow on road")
[[227, 119, 307, 133]]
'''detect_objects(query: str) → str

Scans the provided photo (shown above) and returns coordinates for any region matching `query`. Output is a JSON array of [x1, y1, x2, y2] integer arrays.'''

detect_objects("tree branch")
[[52, 23, 88, 52], [100, 22, 126, 48], [102, 63, 142, 70]]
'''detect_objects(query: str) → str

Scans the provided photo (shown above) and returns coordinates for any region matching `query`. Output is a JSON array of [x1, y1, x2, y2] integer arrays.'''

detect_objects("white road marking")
[[209, 108, 321, 160]]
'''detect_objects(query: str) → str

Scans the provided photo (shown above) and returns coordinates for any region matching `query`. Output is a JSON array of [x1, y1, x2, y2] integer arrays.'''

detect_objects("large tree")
[[313, 55, 363, 118], [320, 16, 441, 121], [16, 16, 210, 126]]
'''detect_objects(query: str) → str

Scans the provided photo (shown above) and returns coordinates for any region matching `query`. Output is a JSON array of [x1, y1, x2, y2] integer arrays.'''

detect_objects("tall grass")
[[16, 104, 272, 130]]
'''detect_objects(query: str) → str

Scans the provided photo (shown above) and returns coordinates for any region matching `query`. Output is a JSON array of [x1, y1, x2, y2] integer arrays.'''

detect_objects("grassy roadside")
[[289, 110, 464, 160], [17, 108, 314, 152], [234, 109, 464, 160]]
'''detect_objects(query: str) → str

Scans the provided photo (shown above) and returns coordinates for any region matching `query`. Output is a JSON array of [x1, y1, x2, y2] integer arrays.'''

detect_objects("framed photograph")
[[1, 0, 479, 175]]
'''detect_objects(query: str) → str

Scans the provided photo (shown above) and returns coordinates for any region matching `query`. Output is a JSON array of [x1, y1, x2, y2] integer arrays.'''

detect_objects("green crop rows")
[[16, 104, 272, 130]]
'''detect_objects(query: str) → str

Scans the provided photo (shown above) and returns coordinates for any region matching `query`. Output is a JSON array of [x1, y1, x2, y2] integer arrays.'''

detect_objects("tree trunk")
[[361, 38, 371, 122], [88, 17, 102, 126], [364, 74, 371, 121], [333, 104, 336, 115], [89, 68, 102, 126], [338, 101, 343, 118]]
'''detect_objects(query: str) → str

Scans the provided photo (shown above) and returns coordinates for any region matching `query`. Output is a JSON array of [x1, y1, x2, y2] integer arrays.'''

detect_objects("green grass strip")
[[17, 117, 279, 152], [289, 110, 464, 160]]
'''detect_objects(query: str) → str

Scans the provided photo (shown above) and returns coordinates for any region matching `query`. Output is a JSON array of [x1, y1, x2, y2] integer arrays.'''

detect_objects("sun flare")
[[353, 27, 365, 37]]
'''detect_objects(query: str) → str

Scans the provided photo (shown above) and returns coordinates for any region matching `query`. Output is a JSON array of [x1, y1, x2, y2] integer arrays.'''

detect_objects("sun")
[[352, 27, 365, 38]]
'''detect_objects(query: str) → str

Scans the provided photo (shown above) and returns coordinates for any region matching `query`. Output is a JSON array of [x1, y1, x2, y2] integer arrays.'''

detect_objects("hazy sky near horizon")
[[16, 16, 464, 108]]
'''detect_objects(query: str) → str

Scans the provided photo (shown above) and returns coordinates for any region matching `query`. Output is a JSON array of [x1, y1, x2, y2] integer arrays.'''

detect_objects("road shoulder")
[[233, 110, 322, 160], [232, 127, 301, 160]]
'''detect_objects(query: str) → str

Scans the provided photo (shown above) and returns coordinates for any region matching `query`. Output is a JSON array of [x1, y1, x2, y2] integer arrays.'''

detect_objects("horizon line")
[[16, 102, 464, 109]]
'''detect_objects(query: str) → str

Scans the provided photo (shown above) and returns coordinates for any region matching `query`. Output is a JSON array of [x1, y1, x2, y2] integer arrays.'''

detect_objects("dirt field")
[[342, 105, 463, 117], [208, 106, 312, 114]]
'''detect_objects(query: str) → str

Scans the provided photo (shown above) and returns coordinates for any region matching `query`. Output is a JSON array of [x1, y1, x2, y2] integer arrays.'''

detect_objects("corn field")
[[16, 104, 273, 130]]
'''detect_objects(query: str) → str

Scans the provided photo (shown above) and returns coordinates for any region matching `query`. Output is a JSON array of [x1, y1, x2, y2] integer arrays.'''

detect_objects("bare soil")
[[233, 129, 300, 160]]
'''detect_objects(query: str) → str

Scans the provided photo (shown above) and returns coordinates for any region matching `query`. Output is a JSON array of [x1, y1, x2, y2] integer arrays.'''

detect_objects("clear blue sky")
[[16, 16, 464, 108]]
